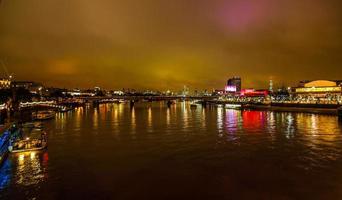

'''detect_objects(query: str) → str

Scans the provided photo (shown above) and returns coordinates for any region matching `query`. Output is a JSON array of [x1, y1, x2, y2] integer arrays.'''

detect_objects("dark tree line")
[[0, 88, 33, 103]]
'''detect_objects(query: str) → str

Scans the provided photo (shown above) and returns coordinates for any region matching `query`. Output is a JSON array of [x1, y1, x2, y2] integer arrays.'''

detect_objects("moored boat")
[[8, 128, 47, 153], [21, 122, 43, 129], [225, 104, 242, 110], [33, 111, 55, 120]]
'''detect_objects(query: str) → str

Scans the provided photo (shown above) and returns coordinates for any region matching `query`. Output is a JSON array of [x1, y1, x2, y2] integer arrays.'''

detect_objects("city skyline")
[[1, 0, 342, 90], [2, 1, 342, 199]]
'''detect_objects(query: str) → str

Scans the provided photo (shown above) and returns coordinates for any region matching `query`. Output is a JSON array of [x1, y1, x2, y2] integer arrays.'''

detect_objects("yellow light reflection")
[[201, 108, 206, 129], [131, 107, 136, 134], [93, 108, 98, 130], [148, 107, 152, 132], [217, 106, 223, 134], [16, 151, 45, 186], [166, 108, 171, 127], [75, 107, 83, 132], [182, 101, 189, 128], [30, 152, 36, 160], [18, 154, 25, 164]]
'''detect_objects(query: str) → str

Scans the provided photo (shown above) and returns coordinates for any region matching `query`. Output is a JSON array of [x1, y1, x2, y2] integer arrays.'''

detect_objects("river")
[[1, 102, 342, 199]]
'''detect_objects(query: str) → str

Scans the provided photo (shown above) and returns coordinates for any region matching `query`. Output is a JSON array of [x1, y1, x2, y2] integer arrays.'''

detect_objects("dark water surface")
[[1, 102, 342, 199]]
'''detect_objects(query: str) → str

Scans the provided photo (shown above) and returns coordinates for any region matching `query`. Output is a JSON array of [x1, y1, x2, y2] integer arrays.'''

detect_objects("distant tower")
[[182, 85, 189, 97], [269, 79, 273, 93]]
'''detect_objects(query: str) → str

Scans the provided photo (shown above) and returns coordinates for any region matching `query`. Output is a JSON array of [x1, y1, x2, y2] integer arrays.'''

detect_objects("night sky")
[[1, 0, 341, 90]]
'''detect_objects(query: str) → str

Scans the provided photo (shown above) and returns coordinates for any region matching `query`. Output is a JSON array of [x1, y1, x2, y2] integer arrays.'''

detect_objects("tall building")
[[226, 77, 242, 92], [269, 79, 273, 93], [182, 85, 189, 96]]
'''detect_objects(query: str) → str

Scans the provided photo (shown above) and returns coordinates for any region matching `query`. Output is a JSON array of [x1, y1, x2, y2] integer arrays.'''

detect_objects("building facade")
[[226, 77, 242, 93], [292, 80, 342, 104], [294, 80, 342, 95], [0, 78, 11, 89], [11, 81, 44, 94]]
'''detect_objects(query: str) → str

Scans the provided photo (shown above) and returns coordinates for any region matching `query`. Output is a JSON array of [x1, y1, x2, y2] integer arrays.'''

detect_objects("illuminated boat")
[[33, 111, 55, 120], [21, 122, 43, 129], [8, 129, 47, 153], [225, 104, 242, 109]]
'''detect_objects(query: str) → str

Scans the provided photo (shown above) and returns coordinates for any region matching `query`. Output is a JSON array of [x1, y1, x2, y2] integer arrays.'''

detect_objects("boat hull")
[[9, 143, 47, 154]]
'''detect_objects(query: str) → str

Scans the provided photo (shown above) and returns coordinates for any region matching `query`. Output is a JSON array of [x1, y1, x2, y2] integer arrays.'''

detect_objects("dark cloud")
[[1, 0, 341, 90]]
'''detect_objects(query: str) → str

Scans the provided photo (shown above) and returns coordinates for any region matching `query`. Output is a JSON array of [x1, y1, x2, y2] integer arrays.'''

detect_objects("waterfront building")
[[226, 77, 242, 93], [182, 85, 189, 97], [240, 89, 269, 97], [269, 79, 273, 93], [94, 87, 101, 92], [294, 80, 342, 95], [66, 89, 96, 97], [113, 90, 124, 96], [213, 89, 225, 96], [292, 80, 342, 104], [0, 78, 11, 89], [11, 81, 44, 94]]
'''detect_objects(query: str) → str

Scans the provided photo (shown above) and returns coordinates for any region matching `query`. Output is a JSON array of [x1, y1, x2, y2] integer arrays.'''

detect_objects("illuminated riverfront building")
[[225, 77, 242, 93], [11, 81, 44, 94], [0, 78, 11, 89], [292, 80, 342, 103], [222, 76, 270, 99], [182, 85, 190, 96], [269, 79, 273, 93], [66, 89, 95, 97], [240, 89, 269, 97], [294, 80, 342, 95]]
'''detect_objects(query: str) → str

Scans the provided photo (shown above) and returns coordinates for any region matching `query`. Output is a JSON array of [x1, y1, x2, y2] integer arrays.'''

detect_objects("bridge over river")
[[76, 95, 216, 102]]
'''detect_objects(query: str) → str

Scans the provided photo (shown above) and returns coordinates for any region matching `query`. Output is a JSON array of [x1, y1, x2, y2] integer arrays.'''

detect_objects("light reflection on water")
[[217, 106, 224, 136], [147, 106, 153, 132], [15, 152, 47, 186], [131, 107, 136, 135], [0, 151, 48, 199], [1, 102, 342, 199]]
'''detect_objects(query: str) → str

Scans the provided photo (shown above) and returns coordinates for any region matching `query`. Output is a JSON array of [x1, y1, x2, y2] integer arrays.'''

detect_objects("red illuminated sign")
[[240, 89, 268, 97]]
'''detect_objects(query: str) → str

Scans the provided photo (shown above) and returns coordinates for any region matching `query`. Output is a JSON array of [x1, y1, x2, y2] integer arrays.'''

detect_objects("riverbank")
[[208, 101, 341, 115], [243, 104, 338, 115], [0, 123, 15, 166]]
